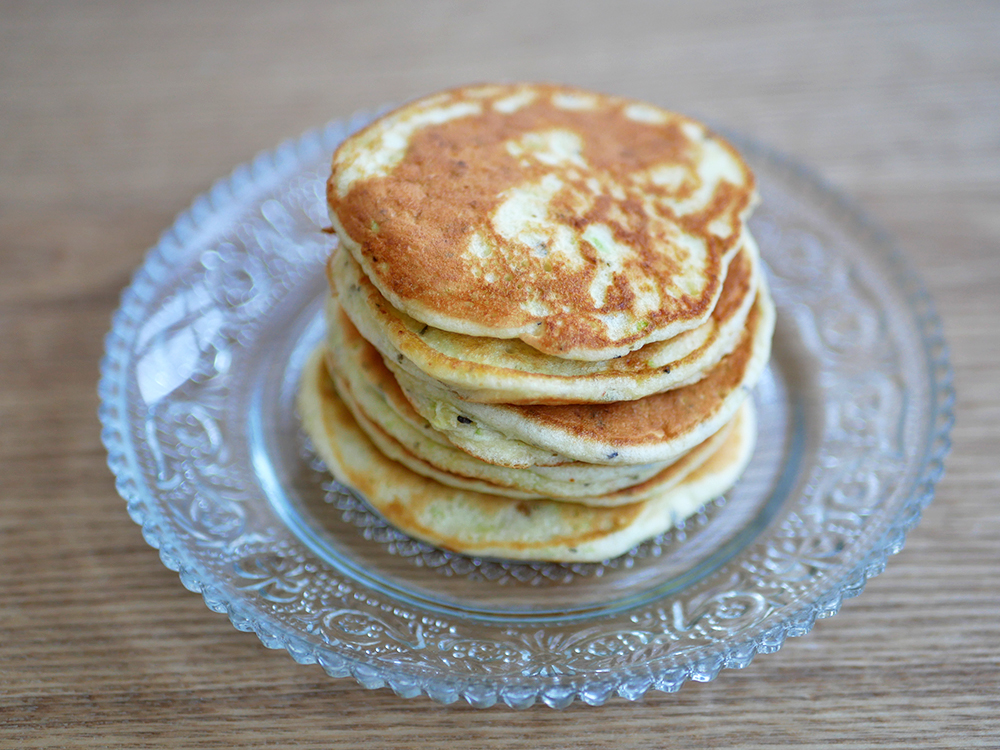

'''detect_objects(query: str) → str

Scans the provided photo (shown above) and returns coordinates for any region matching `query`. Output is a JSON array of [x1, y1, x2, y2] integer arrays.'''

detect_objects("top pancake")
[[328, 83, 757, 361]]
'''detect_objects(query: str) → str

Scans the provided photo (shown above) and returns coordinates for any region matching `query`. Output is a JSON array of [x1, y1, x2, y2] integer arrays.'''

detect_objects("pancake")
[[390, 281, 775, 467], [324, 305, 739, 503], [329, 364, 738, 506], [327, 83, 757, 361], [330, 233, 759, 404], [305, 83, 771, 562], [299, 348, 758, 562]]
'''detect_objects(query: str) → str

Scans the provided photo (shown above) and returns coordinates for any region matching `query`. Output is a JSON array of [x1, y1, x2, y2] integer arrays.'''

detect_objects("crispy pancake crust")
[[328, 83, 757, 360]]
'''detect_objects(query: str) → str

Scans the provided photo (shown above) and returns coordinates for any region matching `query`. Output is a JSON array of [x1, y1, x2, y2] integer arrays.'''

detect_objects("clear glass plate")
[[99, 112, 954, 708]]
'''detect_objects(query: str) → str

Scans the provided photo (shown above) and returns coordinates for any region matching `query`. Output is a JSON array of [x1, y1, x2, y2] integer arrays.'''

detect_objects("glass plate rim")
[[98, 112, 955, 708]]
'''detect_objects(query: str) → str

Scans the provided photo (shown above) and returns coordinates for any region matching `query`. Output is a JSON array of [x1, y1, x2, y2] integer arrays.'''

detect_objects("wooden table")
[[3, 2, 998, 746]]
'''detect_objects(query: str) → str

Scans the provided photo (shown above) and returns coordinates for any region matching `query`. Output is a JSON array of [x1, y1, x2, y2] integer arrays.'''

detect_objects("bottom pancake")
[[298, 348, 758, 563]]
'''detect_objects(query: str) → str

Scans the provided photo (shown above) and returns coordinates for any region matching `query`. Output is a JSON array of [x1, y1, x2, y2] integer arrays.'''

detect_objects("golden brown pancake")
[[303, 83, 771, 562], [327, 83, 757, 360], [298, 348, 758, 562], [329, 235, 759, 404], [323, 306, 738, 504], [390, 282, 775, 467]]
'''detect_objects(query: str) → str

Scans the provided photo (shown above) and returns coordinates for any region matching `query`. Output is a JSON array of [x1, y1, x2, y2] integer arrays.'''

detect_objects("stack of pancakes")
[[299, 84, 775, 562]]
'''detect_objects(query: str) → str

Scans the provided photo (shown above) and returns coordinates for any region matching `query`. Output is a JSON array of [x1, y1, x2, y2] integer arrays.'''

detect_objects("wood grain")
[[1, 1, 998, 747]]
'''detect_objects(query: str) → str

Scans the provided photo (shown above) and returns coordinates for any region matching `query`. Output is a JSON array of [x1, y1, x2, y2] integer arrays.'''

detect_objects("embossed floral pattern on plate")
[[100, 113, 953, 708]]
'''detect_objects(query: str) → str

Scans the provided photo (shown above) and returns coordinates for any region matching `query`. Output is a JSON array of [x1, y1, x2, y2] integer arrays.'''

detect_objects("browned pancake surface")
[[328, 83, 756, 358]]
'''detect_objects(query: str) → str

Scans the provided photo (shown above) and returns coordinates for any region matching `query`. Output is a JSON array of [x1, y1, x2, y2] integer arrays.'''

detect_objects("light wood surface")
[[2, 2, 998, 747]]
